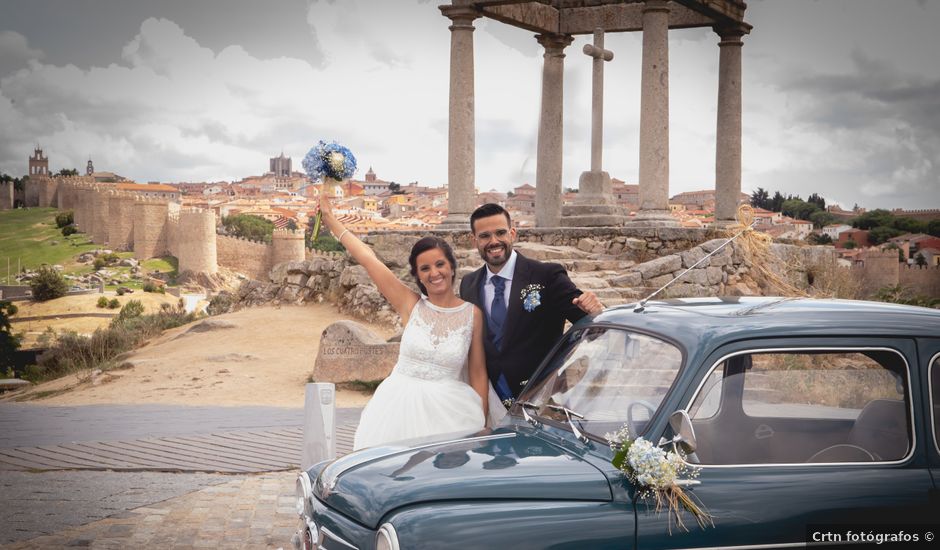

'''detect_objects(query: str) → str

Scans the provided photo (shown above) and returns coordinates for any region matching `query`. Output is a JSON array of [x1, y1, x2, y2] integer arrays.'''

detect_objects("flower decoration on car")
[[606, 425, 711, 533], [520, 284, 544, 312], [303, 140, 357, 182]]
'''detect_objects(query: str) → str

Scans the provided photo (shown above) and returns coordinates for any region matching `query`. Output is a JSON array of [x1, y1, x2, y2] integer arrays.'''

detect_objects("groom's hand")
[[573, 291, 603, 315]]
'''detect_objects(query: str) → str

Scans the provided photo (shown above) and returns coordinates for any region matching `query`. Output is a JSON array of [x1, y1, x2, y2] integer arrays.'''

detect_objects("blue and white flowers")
[[520, 284, 543, 312], [303, 141, 357, 182], [606, 425, 710, 532]]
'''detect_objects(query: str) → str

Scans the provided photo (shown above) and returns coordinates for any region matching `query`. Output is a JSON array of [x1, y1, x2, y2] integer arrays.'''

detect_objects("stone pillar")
[[534, 32, 573, 228], [439, 5, 480, 229], [633, 0, 677, 226], [714, 26, 745, 226]]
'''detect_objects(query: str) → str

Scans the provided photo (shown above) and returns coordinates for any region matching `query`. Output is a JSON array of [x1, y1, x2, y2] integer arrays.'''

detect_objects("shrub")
[[142, 281, 164, 293], [206, 292, 235, 316], [30, 266, 68, 302], [55, 211, 74, 228], [61, 225, 77, 237], [96, 296, 109, 308], [93, 258, 106, 270], [1, 300, 21, 369], [112, 300, 145, 326], [115, 287, 125, 296], [107, 298, 120, 309]]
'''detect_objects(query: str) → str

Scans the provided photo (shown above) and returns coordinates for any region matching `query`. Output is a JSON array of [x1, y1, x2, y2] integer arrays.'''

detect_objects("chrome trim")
[[376, 523, 400, 550], [320, 432, 516, 497], [297, 472, 313, 518], [929, 351, 940, 456], [682, 346, 916, 468], [319, 526, 358, 550]]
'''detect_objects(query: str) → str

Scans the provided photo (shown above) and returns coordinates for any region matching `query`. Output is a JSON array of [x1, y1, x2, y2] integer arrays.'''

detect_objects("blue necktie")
[[490, 275, 507, 350]]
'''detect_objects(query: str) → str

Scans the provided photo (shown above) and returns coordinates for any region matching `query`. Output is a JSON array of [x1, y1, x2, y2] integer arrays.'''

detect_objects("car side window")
[[686, 349, 911, 465], [931, 353, 940, 452]]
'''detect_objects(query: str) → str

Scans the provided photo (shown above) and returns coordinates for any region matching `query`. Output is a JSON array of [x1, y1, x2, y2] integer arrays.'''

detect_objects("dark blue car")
[[295, 297, 940, 549]]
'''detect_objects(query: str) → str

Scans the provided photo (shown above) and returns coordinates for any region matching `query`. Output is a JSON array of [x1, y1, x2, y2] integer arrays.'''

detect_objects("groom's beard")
[[482, 242, 510, 268]]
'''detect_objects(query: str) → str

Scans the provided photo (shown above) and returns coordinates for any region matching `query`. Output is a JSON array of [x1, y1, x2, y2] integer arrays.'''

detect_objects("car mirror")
[[667, 409, 697, 454]]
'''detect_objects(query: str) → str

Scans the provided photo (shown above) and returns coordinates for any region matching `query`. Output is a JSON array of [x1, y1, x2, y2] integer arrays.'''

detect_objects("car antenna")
[[633, 220, 757, 313]]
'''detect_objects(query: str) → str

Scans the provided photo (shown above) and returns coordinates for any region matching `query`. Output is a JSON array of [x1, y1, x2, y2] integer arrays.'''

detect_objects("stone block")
[[339, 265, 372, 287], [577, 238, 597, 252], [681, 268, 709, 286], [312, 321, 399, 383], [570, 276, 609, 289], [706, 266, 724, 285], [611, 271, 643, 288], [647, 273, 676, 288], [680, 247, 708, 269], [635, 254, 681, 280]]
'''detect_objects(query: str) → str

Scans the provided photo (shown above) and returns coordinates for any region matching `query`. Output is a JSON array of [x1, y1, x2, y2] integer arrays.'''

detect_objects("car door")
[[635, 338, 934, 550], [921, 338, 940, 497]]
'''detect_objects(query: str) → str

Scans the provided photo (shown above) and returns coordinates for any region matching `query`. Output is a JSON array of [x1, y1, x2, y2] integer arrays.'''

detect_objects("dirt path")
[[5, 303, 396, 408]]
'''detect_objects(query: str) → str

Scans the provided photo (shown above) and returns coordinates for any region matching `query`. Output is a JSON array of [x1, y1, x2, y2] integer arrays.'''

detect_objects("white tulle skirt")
[[353, 372, 503, 450]]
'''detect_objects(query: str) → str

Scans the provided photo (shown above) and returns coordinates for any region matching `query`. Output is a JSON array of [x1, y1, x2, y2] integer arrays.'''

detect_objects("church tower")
[[28, 147, 49, 176], [87, 158, 94, 175]]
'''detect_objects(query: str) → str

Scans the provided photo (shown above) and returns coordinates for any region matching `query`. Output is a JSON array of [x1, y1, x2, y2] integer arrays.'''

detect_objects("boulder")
[[312, 321, 400, 383]]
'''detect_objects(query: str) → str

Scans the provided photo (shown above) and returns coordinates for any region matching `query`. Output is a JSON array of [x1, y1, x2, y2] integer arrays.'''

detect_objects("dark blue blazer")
[[459, 253, 586, 398]]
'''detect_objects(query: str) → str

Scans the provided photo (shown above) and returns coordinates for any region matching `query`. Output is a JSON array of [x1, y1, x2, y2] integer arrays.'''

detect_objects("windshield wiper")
[[547, 404, 590, 444], [517, 401, 543, 429]]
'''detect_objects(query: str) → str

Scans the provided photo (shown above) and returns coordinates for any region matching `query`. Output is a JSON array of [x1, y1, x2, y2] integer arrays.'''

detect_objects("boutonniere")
[[520, 284, 544, 312]]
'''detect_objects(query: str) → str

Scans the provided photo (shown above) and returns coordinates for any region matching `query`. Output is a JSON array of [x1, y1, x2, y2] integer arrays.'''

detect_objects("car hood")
[[314, 429, 612, 528]]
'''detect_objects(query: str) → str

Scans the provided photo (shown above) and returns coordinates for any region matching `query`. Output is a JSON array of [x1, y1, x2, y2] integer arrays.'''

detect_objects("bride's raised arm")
[[318, 193, 419, 321]]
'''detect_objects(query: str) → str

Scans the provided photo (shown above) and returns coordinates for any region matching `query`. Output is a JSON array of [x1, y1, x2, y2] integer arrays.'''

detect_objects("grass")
[[0, 208, 99, 282]]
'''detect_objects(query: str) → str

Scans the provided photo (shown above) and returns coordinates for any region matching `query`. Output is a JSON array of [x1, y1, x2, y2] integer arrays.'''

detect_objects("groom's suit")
[[459, 252, 587, 400]]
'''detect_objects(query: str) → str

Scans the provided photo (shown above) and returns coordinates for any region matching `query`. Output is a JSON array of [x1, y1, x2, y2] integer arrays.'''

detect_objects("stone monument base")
[[624, 209, 680, 227], [560, 170, 627, 227]]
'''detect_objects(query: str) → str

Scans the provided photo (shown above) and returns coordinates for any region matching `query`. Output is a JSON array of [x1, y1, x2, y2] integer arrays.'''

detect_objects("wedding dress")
[[354, 298, 504, 450]]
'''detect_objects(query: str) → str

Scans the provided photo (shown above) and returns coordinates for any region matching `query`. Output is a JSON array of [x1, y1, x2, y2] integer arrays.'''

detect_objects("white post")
[[301, 382, 336, 470]]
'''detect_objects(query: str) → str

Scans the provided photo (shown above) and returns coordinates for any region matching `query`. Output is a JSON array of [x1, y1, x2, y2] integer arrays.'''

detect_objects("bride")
[[317, 194, 502, 450]]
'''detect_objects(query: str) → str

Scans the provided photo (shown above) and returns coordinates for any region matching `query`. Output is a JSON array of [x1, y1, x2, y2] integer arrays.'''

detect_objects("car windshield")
[[518, 327, 683, 439]]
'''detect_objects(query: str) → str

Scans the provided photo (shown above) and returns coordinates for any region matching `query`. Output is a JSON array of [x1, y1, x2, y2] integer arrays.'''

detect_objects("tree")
[[806, 193, 826, 211], [770, 191, 785, 212], [388, 182, 400, 193], [781, 198, 820, 221], [893, 217, 927, 234], [56, 168, 79, 176], [30, 266, 68, 302], [915, 252, 928, 268], [1, 301, 21, 369], [808, 233, 832, 245], [852, 209, 894, 230], [750, 187, 770, 209], [221, 214, 275, 243], [286, 218, 299, 231], [809, 210, 836, 229], [929, 219, 940, 237], [844, 240, 857, 250], [868, 226, 903, 245]]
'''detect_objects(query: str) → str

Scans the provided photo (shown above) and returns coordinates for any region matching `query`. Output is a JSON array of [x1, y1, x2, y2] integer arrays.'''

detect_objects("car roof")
[[592, 297, 940, 346]]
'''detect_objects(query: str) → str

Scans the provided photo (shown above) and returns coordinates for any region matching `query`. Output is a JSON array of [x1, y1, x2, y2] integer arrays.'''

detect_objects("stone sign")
[[312, 320, 399, 383]]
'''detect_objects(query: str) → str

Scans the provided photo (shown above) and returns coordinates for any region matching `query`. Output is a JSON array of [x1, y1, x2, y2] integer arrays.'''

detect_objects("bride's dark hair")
[[409, 236, 458, 295]]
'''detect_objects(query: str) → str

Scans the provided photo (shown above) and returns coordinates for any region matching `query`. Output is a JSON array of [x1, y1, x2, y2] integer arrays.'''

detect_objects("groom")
[[459, 203, 603, 403]]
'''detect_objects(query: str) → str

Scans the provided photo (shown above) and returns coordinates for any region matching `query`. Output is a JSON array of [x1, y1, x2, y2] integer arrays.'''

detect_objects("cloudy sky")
[[1, 0, 938, 210]]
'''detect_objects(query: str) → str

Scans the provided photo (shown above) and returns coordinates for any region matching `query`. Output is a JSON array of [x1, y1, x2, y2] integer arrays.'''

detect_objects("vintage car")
[[295, 297, 940, 549]]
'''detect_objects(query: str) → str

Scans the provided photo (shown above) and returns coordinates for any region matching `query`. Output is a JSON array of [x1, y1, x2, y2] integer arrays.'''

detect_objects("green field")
[[0, 208, 100, 283]]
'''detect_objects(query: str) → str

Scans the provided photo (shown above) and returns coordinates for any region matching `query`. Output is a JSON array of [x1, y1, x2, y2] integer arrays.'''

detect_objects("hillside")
[[0, 208, 98, 280]]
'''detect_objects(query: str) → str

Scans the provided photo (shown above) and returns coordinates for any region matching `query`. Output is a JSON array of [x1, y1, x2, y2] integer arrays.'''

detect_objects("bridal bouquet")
[[606, 424, 711, 532], [304, 141, 357, 240]]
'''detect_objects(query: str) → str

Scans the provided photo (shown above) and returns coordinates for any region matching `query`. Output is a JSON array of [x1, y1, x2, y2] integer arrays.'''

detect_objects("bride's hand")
[[318, 192, 335, 222]]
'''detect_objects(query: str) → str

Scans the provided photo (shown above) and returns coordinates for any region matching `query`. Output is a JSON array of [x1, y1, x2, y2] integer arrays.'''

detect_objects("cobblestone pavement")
[[2, 471, 298, 549]]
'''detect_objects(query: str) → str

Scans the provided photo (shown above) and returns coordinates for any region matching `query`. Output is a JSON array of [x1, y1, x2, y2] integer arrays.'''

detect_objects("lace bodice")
[[394, 298, 474, 381]]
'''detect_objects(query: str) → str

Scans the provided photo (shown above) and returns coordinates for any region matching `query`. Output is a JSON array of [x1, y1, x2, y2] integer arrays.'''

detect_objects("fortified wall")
[[855, 248, 940, 298], [43, 178, 310, 279]]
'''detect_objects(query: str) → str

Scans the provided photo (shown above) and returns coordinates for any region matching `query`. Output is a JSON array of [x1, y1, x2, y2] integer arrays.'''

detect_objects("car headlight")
[[295, 472, 314, 519], [375, 522, 400, 550]]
